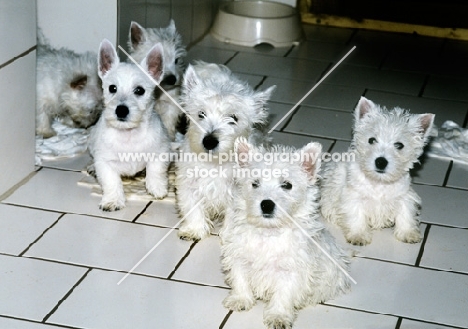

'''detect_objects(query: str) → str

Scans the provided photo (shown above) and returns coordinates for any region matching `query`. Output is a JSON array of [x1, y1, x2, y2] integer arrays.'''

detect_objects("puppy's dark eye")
[[368, 137, 377, 144], [252, 180, 260, 188], [175, 57, 182, 65], [109, 85, 117, 93], [134, 86, 145, 96], [198, 111, 206, 119], [228, 114, 238, 125], [394, 142, 404, 150], [281, 181, 292, 190]]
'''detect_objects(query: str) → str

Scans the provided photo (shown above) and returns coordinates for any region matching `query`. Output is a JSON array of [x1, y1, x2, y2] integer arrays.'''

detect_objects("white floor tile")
[[288, 41, 349, 62], [0, 255, 87, 321], [266, 78, 364, 111], [423, 76, 468, 102], [326, 223, 426, 266], [420, 225, 468, 274], [329, 140, 351, 154], [330, 258, 468, 328], [0, 317, 62, 329], [227, 52, 328, 82], [446, 162, 468, 190], [351, 30, 443, 52], [364, 90, 468, 127], [400, 319, 457, 329], [326, 65, 426, 96], [196, 35, 292, 57], [0, 204, 59, 256], [413, 185, 468, 228], [25, 214, 190, 278], [298, 83, 363, 112], [267, 101, 299, 131], [135, 197, 179, 228], [186, 45, 236, 65], [3, 168, 148, 222], [284, 107, 354, 141], [411, 156, 451, 186], [224, 302, 397, 329], [270, 131, 334, 151], [234, 72, 265, 89], [171, 235, 227, 287], [47, 269, 228, 329]]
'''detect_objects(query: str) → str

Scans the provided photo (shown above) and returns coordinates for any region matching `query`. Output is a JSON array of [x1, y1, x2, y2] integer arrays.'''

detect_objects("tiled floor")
[[2, 24, 468, 329]]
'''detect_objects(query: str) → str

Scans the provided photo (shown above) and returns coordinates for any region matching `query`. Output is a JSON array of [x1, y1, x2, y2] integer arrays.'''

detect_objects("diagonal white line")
[[274, 200, 357, 285], [118, 45, 207, 134], [268, 46, 356, 134], [117, 197, 206, 285]]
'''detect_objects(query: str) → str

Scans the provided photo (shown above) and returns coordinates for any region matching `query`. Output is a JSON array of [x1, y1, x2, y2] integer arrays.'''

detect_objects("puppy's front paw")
[[177, 227, 208, 242], [264, 315, 293, 329], [147, 183, 168, 200], [99, 198, 125, 212], [395, 228, 422, 244], [223, 293, 255, 312], [146, 178, 168, 199], [346, 232, 372, 246], [178, 223, 210, 241]]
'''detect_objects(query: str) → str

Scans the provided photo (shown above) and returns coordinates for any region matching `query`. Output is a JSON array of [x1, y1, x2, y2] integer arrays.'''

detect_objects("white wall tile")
[[0, 52, 36, 197], [0, 0, 36, 65], [37, 0, 117, 53]]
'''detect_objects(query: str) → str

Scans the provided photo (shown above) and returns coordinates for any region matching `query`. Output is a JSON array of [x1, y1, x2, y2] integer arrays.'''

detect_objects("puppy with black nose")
[[220, 138, 351, 329], [321, 97, 435, 245], [175, 61, 275, 241], [88, 39, 171, 211]]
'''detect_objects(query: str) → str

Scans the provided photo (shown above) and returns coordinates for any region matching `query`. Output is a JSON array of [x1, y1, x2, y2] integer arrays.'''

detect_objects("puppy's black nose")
[[115, 105, 129, 120], [162, 74, 177, 86], [203, 133, 219, 151], [375, 157, 388, 171], [261, 199, 275, 216]]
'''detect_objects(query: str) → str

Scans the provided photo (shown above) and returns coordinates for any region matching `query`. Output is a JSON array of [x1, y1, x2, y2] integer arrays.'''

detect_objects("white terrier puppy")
[[128, 20, 187, 140], [175, 62, 275, 241], [88, 39, 170, 211], [36, 34, 103, 137], [220, 138, 351, 329], [321, 97, 435, 245]]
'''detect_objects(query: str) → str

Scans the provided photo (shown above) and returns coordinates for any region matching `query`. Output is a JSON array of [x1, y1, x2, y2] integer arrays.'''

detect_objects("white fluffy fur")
[[36, 34, 103, 138], [128, 20, 187, 140], [89, 39, 170, 211], [321, 97, 435, 245], [220, 139, 351, 329], [175, 62, 276, 241]]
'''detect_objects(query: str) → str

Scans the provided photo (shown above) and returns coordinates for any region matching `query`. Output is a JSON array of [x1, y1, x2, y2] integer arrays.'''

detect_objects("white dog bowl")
[[211, 1, 303, 47]]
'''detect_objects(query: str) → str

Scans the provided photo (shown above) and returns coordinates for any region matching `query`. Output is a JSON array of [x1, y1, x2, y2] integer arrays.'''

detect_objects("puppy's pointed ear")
[[298, 142, 322, 184], [355, 96, 376, 121], [418, 113, 435, 140], [253, 85, 276, 124], [129, 21, 146, 51], [235, 137, 252, 168], [254, 85, 276, 108], [142, 43, 164, 83], [183, 65, 201, 92], [168, 19, 176, 33], [98, 39, 119, 78]]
